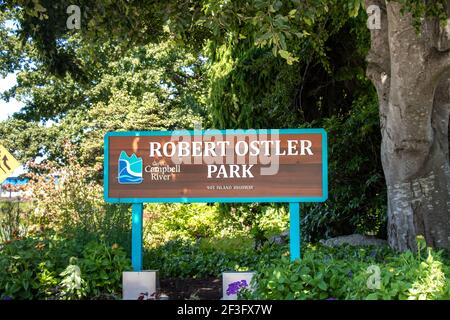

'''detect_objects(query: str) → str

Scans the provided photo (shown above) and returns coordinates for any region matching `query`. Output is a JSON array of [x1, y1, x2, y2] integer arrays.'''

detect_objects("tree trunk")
[[365, 0, 450, 251]]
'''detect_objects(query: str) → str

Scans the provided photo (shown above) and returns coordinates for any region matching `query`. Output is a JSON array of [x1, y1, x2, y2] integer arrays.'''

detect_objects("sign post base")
[[222, 271, 255, 300], [123, 270, 159, 300], [289, 203, 300, 261], [132, 203, 143, 271]]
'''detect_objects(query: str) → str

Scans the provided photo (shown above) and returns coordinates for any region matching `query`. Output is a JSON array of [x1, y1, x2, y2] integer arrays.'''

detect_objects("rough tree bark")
[[365, 0, 450, 251]]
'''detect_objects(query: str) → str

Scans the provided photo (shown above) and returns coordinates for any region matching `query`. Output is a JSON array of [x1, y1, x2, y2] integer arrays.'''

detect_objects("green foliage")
[[198, 237, 255, 255], [397, 0, 448, 30], [0, 161, 132, 300], [144, 202, 288, 248], [207, 42, 299, 129], [27, 151, 131, 250], [0, 236, 80, 299], [243, 244, 450, 300], [2, 0, 443, 77], [0, 237, 130, 299], [303, 94, 387, 241], [0, 119, 48, 163], [0, 41, 208, 171], [256, 206, 289, 238], [351, 249, 448, 300], [58, 258, 85, 300], [217, 204, 289, 247], [144, 203, 221, 247], [144, 239, 287, 279], [0, 201, 32, 243], [77, 242, 130, 299], [206, 8, 370, 129]]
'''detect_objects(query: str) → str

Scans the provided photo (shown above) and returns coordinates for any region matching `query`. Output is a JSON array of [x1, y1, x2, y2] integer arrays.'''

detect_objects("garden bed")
[[159, 277, 222, 300]]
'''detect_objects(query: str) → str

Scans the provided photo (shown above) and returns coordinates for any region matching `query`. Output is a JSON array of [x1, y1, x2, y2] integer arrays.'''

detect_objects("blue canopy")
[[1, 177, 29, 186]]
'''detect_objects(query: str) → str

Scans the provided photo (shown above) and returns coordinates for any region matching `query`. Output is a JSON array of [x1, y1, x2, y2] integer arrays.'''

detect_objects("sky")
[[0, 72, 23, 121], [0, 20, 23, 121], [0, 72, 25, 176]]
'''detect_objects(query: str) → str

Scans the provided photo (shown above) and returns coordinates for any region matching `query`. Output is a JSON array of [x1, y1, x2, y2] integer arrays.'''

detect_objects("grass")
[[0, 200, 33, 210]]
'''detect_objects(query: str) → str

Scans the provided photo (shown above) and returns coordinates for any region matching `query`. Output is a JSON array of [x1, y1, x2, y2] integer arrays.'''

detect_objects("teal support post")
[[131, 203, 143, 271], [289, 203, 300, 261]]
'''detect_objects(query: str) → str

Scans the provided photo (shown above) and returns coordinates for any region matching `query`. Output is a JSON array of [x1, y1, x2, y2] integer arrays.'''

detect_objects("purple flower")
[[2, 296, 13, 301], [226, 280, 249, 296]]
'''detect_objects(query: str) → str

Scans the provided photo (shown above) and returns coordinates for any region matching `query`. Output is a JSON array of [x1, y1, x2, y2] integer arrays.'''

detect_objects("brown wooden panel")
[[106, 132, 325, 200]]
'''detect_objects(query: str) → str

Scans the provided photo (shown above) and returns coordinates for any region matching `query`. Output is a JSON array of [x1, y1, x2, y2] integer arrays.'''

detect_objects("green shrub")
[[198, 237, 254, 255], [77, 242, 131, 299], [143, 202, 288, 249], [303, 95, 387, 241], [0, 236, 81, 299], [243, 244, 450, 300], [217, 204, 289, 243], [0, 237, 130, 299], [144, 203, 221, 247], [347, 238, 449, 300], [144, 239, 287, 279], [256, 206, 289, 238]]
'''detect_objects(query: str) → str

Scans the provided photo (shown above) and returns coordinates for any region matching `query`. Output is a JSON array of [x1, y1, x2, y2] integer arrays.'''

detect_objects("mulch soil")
[[159, 277, 222, 300]]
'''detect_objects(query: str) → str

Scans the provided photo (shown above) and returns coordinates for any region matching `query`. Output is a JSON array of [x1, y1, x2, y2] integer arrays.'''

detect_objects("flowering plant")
[[226, 280, 249, 296]]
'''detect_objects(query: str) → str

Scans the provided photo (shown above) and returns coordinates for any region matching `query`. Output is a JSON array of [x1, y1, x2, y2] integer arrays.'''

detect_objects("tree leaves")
[[0, 40, 207, 171]]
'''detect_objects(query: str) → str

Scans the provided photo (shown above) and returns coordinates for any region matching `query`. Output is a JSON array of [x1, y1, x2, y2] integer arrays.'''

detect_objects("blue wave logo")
[[118, 151, 143, 184]]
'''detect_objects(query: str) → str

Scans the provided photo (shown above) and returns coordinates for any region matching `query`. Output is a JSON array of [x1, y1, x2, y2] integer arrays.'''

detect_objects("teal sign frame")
[[104, 129, 328, 270]]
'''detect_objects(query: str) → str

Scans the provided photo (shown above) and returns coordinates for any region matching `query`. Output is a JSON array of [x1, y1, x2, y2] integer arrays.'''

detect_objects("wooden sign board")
[[104, 129, 327, 203]]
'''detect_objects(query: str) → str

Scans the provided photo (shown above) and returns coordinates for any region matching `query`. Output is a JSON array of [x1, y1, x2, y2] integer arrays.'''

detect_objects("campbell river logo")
[[118, 151, 143, 184]]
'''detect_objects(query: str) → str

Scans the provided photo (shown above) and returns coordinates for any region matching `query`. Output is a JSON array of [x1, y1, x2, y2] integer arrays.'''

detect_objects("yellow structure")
[[0, 145, 21, 184]]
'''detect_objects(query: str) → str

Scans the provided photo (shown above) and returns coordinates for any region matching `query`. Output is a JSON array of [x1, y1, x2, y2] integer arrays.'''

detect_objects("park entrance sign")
[[105, 129, 327, 202], [104, 129, 328, 271]]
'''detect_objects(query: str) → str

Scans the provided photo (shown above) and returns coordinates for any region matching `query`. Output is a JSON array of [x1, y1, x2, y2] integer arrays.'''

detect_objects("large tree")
[[365, 0, 450, 251]]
